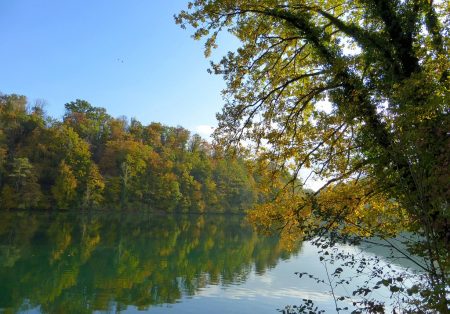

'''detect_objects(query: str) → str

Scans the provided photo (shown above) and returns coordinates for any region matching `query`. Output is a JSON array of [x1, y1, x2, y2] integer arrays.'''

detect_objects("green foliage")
[[82, 163, 104, 208], [6, 157, 41, 209], [0, 185, 16, 210], [52, 161, 78, 209], [63, 99, 112, 159], [0, 93, 277, 213], [213, 158, 257, 212]]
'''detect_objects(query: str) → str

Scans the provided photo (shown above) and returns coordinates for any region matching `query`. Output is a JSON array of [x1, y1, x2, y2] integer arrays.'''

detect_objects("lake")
[[0, 211, 417, 313]]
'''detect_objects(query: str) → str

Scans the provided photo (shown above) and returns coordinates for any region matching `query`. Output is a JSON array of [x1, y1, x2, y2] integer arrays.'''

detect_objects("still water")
[[0, 211, 414, 313]]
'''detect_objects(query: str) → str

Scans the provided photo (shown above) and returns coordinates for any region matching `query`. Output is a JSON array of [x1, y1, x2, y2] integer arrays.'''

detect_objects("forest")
[[0, 93, 279, 212]]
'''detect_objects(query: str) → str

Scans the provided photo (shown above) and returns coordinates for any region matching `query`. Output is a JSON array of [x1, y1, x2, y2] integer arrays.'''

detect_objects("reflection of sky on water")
[[20, 242, 414, 314], [119, 241, 414, 314], [0, 212, 418, 314]]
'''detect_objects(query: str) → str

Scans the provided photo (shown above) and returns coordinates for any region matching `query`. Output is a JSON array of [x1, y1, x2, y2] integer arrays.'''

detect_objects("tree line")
[[0, 93, 280, 212]]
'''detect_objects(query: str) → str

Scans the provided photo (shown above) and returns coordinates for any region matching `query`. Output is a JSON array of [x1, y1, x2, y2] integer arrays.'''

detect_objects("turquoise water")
[[0, 211, 415, 313]]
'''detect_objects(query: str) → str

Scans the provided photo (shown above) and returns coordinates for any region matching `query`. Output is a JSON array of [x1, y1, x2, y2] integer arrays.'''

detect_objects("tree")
[[63, 99, 112, 160], [99, 140, 154, 208], [0, 91, 273, 212], [213, 158, 257, 213], [177, 0, 449, 311], [8, 157, 41, 209], [52, 161, 78, 209], [82, 163, 105, 208], [0, 94, 28, 151], [49, 125, 93, 208]]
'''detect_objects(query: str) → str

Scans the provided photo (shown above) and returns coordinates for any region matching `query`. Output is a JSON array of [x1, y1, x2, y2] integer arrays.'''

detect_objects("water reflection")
[[0, 211, 300, 313]]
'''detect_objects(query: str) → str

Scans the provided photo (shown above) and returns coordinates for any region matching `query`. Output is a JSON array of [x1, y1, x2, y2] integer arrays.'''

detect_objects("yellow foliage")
[[248, 178, 412, 249]]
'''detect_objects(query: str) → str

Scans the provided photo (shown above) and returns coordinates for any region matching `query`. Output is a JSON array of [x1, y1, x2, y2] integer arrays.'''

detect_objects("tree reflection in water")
[[0, 211, 300, 313]]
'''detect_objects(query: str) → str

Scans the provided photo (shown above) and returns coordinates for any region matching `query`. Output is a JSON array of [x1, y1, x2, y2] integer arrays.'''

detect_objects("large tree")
[[176, 0, 449, 311]]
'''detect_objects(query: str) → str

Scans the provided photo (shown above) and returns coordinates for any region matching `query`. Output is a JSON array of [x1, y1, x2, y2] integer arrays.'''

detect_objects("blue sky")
[[0, 0, 328, 190], [0, 0, 236, 137]]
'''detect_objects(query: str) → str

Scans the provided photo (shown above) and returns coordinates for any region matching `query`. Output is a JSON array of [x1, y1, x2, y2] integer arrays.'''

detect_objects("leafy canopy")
[[176, 0, 449, 311], [176, 0, 449, 237]]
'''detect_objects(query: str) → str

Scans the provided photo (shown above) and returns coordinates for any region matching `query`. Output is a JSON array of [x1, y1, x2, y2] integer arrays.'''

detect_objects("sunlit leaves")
[[52, 161, 78, 209], [178, 1, 449, 311]]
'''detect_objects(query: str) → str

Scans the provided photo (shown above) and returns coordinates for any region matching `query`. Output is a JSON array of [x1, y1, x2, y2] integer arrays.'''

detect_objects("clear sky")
[[0, 0, 235, 137], [0, 0, 326, 189]]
